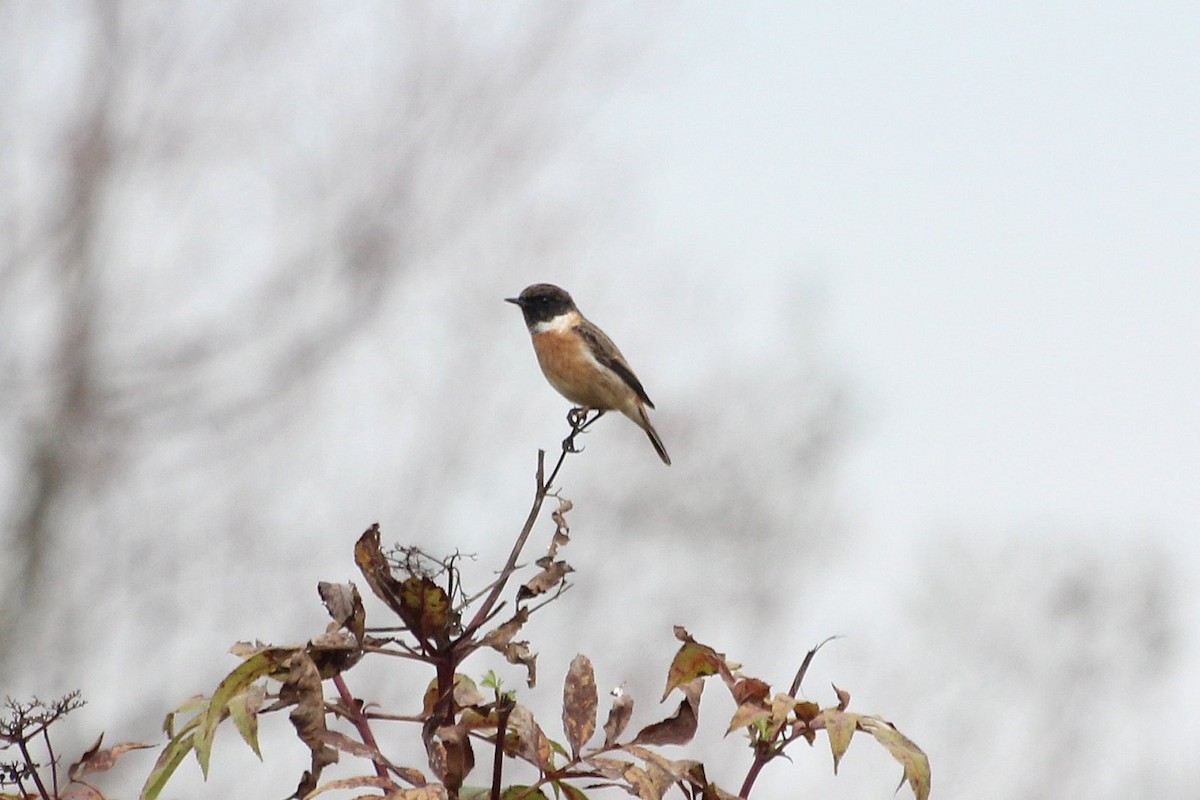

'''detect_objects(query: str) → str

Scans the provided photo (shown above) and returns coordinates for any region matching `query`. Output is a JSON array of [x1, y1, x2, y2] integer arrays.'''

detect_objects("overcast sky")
[[601, 2, 1199, 549]]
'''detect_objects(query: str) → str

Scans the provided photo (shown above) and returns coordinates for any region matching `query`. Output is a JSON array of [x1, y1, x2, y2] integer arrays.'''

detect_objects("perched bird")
[[506, 283, 671, 465]]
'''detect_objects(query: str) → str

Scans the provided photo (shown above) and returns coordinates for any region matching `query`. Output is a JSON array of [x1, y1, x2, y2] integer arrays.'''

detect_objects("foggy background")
[[3, 2, 1197, 798]]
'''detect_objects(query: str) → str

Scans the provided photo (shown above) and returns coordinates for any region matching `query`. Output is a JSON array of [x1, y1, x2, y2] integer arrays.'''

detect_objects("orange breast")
[[531, 330, 636, 412]]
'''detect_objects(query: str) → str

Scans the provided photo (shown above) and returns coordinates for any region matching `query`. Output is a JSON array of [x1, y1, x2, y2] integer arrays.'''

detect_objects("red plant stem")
[[332, 674, 387, 779]]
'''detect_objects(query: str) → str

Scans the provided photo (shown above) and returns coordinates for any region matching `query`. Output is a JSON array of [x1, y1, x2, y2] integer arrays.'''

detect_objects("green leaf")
[[195, 650, 287, 776], [226, 684, 266, 759], [139, 726, 198, 800]]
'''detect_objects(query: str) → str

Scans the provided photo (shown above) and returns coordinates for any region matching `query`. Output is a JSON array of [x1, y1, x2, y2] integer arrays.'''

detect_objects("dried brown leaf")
[[400, 576, 451, 642], [504, 704, 554, 770], [517, 560, 573, 600], [318, 581, 366, 643], [562, 654, 598, 757], [546, 498, 573, 560], [730, 677, 771, 706], [623, 761, 672, 800], [633, 678, 702, 746], [354, 524, 407, 617], [481, 607, 531, 649], [602, 690, 634, 746], [587, 755, 634, 780], [501, 641, 538, 688], [66, 736, 153, 781], [280, 652, 338, 781], [429, 724, 474, 788], [859, 716, 931, 800]]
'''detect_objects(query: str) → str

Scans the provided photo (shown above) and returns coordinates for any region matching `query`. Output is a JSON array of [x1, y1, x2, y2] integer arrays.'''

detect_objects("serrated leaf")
[[196, 649, 290, 776], [227, 684, 266, 758], [138, 726, 197, 800], [859, 716, 931, 800], [161, 695, 207, 738], [562, 654, 598, 758]]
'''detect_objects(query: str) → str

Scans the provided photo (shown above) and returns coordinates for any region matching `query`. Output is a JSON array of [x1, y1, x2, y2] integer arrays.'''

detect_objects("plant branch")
[[740, 637, 840, 798], [331, 674, 387, 779]]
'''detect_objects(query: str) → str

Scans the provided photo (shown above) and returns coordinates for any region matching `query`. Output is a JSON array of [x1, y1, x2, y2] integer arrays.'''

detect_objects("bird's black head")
[[505, 283, 578, 327]]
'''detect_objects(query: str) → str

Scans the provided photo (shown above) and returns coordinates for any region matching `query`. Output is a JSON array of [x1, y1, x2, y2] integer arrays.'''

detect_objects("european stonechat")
[[506, 283, 671, 465]]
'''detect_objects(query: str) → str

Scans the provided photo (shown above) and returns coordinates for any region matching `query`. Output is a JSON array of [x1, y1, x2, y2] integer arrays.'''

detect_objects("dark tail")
[[637, 405, 671, 466]]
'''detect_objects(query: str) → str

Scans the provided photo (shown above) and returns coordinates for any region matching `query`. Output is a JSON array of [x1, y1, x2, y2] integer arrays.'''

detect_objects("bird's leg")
[[563, 407, 604, 453]]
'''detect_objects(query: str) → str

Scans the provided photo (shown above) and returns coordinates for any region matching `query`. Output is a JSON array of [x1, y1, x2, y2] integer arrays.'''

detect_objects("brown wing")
[[575, 321, 655, 409]]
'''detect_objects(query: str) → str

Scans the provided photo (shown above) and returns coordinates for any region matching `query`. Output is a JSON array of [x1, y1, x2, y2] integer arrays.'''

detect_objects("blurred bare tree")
[[0, 1, 650, 685]]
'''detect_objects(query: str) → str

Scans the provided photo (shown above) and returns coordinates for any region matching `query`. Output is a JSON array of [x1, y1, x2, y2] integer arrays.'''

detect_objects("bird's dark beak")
[[504, 297, 522, 306]]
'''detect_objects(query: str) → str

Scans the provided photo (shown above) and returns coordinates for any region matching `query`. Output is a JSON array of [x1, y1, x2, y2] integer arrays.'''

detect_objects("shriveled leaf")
[[500, 641, 538, 688], [504, 704, 555, 770], [546, 498, 573, 560], [820, 709, 860, 774], [227, 684, 266, 758], [280, 652, 338, 780], [517, 559, 573, 600], [663, 629, 726, 701], [400, 576, 452, 642], [354, 524, 407, 616], [562, 654, 598, 758], [730, 677, 770, 706], [317, 581, 366, 643], [633, 678, 702, 746], [859, 716, 931, 800], [65, 734, 153, 786], [602, 690, 634, 746], [832, 683, 851, 711], [793, 700, 820, 725], [481, 607, 531, 649], [791, 700, 821, 744]]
